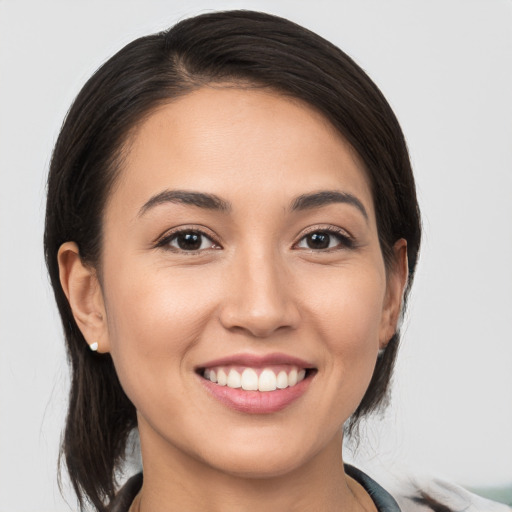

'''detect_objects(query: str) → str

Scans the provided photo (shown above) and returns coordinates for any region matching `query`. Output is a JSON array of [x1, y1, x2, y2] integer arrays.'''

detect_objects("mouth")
[[199, 365, 314, 392], [196, 354, 317, 413]]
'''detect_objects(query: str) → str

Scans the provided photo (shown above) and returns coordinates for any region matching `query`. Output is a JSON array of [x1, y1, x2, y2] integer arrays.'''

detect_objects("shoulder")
[[108, 469, 511, 512], [387, 474, 512, 512]]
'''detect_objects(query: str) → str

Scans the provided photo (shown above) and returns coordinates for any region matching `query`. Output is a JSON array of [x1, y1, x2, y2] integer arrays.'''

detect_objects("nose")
[[219, 247, 301, 338]]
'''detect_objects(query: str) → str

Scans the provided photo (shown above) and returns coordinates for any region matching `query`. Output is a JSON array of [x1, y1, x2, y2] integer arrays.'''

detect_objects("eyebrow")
[[138, 189, 368, 220], [138, 190, 232, 216], [290, 190, 368, 220]]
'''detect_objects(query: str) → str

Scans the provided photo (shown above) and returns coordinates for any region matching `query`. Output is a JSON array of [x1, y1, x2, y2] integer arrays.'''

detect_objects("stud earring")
[[89, 342, 99, 352]]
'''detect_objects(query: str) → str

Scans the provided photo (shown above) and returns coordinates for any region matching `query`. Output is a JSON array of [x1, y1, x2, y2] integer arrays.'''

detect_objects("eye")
[[158, 229, 221, 253], [295, 228, 353, 251]]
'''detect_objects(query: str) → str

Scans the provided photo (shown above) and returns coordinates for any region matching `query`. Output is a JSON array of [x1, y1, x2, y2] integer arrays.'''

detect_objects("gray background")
[[1, 0, 511, 510]]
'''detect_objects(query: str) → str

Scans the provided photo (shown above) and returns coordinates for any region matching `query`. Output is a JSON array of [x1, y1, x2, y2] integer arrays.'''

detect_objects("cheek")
[[301, 263, 386, 394], [102, 265, 218, 399], [303, 263, 386, 346]]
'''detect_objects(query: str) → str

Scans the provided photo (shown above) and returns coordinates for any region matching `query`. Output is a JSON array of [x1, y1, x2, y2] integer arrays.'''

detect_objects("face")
[[89, 87, 404, 477]]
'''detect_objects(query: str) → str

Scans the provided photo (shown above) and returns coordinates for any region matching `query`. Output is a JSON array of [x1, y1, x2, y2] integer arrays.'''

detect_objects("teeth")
[[217, 369, 227, 386], [258, 369, 277, 392], [241, 368, 258, 390], [203, 366, 310, 392], [276, 370, 288, 389], [227, 368, 242, 388]]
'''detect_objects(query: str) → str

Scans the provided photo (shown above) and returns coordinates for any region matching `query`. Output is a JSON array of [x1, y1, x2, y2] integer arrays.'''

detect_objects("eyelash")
[[155, 226, 355, 254], [155, 227, 221, 254], [297, 226, 355, 252]]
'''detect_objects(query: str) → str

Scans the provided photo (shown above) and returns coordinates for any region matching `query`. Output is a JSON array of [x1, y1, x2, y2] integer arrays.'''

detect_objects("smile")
[[203, 366, 307, 392], [197, 354, 316, 414]]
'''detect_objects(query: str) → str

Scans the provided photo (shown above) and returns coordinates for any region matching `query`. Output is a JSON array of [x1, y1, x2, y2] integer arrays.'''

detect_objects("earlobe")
[[57, 242, 110, 353], [379, 239, 409, 349]]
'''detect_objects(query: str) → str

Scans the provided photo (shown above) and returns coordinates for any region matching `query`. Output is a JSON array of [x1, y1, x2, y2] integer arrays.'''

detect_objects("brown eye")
[[304, 232, 330, 249], [296, 229, 353, 251], [165, 230, 219, 252]]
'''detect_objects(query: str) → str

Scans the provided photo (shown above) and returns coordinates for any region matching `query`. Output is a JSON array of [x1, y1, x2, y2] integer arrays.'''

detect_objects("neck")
[[135, 427, 374, 512]]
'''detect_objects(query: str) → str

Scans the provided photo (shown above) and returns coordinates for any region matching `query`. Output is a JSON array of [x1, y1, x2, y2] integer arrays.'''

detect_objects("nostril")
[[218, 280, 301, 337]]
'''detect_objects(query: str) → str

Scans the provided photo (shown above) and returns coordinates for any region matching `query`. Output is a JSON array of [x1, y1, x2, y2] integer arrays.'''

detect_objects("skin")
[[58, 87, 408, 512]]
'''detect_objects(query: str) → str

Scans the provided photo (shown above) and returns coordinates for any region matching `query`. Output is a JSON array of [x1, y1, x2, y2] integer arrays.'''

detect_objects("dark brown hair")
[[44, 9, 421, 511]]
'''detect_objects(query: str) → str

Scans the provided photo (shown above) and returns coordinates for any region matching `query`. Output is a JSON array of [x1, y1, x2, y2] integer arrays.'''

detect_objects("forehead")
[[109, 86, 375, 221]]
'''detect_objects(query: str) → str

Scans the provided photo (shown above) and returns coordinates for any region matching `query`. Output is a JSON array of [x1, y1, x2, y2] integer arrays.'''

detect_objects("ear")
[[379, 239, 409, 349], [58, 242, 110, 353]]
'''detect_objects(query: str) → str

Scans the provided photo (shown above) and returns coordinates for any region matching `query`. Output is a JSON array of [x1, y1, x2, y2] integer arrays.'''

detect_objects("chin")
[[204, 449, 309, 480], [190, 425, 337, 480]]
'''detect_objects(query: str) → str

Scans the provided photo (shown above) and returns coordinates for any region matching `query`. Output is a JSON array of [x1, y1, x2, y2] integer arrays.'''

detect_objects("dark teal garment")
[[345, 464, 401, 511], [108, 465, 401, 511]]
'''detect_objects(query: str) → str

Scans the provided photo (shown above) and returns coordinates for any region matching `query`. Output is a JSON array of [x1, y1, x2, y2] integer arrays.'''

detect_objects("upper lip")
[[197, 352, 316, 370]]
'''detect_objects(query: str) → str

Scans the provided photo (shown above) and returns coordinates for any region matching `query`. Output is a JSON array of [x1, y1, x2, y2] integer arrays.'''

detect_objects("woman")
[[43, 10, 507, 512]]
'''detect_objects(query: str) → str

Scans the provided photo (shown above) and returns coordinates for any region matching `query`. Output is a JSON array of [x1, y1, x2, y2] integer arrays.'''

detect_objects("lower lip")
[[199, 373, 313, 414]]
